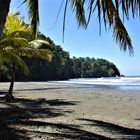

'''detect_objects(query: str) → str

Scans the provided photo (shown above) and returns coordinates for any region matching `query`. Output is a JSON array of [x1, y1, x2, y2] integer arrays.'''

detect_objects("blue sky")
[[10, 0, 140, 76]]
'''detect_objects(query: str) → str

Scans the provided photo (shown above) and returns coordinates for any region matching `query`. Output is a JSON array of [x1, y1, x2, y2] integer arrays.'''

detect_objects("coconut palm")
[[1, 0, 140, 54], [0, 12, 52, 100]]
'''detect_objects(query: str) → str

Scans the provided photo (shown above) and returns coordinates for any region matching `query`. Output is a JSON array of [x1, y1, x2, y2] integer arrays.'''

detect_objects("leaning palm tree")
[[0, 0, 140, 53], [0, 12, 52, 100]]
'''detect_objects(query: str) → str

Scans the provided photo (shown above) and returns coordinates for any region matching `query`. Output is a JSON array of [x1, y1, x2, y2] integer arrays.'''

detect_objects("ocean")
[[55, 77, 140, 90]]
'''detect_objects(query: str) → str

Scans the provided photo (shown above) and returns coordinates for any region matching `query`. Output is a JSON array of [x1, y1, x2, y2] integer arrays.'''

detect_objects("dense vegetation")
[[0, 34, 120, 82]]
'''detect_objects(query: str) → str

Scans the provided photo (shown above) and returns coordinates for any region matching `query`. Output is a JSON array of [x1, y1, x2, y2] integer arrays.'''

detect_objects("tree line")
[[0, 34, 120, 82]]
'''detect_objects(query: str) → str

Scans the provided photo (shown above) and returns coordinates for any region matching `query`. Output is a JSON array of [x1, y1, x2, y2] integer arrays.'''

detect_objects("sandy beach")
[[0, 82, 140, 140]]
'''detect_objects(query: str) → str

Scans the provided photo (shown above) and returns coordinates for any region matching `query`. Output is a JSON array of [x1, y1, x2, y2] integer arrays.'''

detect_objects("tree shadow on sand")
[[13, 120, 113, 140], [0, 96, 114, 140], [78, 118, 140, 140], [0, 97, 79, 140]]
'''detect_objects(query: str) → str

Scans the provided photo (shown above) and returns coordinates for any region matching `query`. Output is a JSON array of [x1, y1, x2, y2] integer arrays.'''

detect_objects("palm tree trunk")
[[0, 0, 11, 37], [4, 64, 15, 101], [8, 65, 15, 97]]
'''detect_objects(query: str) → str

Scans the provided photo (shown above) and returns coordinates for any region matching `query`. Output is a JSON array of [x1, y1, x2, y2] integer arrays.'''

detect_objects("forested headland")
[[0, 34, 120, 82]]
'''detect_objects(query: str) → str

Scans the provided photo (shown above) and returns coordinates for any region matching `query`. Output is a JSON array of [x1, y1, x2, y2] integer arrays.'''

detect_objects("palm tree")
[[0, 12, 52, 100], [0, 0, 39, 38], [0, 0, 140, 53]]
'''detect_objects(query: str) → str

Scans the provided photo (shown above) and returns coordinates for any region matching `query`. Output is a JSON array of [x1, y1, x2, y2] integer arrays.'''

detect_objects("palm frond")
[[0, 37, 30, 49], [26, 0, 39, 38], [69, 0, 86, 27], [113, 15, 133, 54], [29, 39, 52, 61], [6, 30, 33, 41], [0, 52, 29, 75], [4, 13, 28, 36], [0, 37, 40, 57], [70, 0, 134, 54], [29, 39, 50, 48], [86, 0, 95, 27], [119, 0, 140, 19], [8, 10, 21, 17], [101, 0, 133, 54], [63, 0, 68, 42], [0, 37, 52, 60]]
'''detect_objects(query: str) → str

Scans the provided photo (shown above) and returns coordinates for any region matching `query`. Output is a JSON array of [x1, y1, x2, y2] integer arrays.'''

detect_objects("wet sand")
[[0, 82, 140, 139]]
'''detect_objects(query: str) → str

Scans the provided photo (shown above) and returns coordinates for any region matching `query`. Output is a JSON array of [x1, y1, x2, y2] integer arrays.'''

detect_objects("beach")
[[0, 82, 140, 139]]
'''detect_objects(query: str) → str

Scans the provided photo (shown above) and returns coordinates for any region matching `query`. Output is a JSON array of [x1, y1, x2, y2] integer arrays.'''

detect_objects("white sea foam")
[[55, 77, 140, 90], [59, 77, 140, 86]]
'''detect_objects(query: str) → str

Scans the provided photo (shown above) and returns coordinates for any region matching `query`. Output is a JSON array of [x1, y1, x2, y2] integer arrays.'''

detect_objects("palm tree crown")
[[0, 12, 52, 97], [1, 0, 140, 54], [24, 0, 140, 54]]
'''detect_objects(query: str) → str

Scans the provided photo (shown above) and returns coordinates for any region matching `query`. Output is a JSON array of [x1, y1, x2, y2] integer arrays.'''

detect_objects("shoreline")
[[1, 81, 140, 92], [0, 82, 140, 139]]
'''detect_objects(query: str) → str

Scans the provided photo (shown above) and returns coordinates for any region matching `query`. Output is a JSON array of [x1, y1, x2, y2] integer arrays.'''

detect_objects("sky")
[[10, 0, 140, 76]]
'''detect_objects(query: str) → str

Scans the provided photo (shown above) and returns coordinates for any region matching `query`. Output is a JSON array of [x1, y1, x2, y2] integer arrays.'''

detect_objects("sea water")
[[56, 77, 140, 90]]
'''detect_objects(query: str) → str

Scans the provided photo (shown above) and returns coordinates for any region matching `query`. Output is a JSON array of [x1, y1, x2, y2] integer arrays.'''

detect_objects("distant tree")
[[71, 57, 120, 78]]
